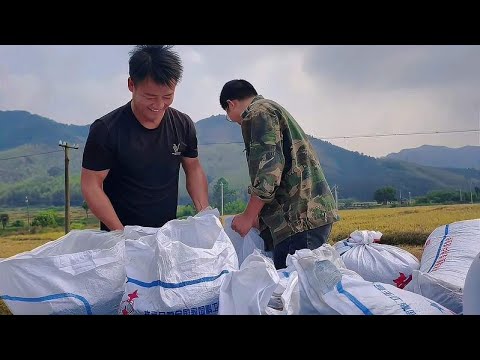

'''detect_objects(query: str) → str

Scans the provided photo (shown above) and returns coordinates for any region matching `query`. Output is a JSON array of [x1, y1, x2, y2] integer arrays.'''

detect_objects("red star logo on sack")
[[393, 272, 412, 289], [127, 290, 139, 302], [119, 290, 139, 315]]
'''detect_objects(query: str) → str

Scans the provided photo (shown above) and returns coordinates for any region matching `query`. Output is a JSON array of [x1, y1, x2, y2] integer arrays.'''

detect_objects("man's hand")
[[196, 205, 213, 215], [232, 195, 265, 236], [231, 212, 257, 237]]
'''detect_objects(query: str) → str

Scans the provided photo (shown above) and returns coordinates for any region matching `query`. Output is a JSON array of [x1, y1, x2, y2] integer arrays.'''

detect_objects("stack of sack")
[[119, 209, 237, 315], [0, 208, 238, 315], [218, 244, 453, 315], [0, 230, 127, 315], [404, 219, 480, 314], [3, 211, 475, 316], [333, 230, 420, 288], [287, 246, 452, 315]]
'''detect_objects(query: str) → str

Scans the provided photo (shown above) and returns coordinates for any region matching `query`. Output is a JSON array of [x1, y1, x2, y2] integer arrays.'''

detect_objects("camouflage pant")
[[272, 223, 333, 270]]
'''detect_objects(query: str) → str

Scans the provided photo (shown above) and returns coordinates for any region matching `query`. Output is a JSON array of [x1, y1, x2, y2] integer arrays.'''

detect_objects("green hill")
[[0, 110, 88, 151], [0, 110, 479, 206]]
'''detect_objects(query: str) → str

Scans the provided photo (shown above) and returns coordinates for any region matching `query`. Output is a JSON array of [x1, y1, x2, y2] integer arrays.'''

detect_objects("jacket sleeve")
[[247, 110, 284, 203]]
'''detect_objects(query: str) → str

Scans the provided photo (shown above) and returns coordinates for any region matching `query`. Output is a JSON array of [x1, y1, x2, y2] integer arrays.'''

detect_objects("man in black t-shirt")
[[81, 45, 210, 231]]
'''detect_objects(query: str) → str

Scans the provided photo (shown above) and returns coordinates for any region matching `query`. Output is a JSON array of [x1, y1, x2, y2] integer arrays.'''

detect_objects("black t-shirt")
[[82, 101, 198, 230]]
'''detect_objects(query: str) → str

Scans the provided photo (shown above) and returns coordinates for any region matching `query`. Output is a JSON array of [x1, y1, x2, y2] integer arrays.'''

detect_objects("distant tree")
[[51, 190, 64, 206], [82, 200, 89, 219], [425, 190, 458, 204], [373, 187, 397, 205], [12, 219, 25, 227], [47, 166, 63, 177], [224, 199, 247, 215], [415, 196, 429, 204], [211, 178, 237, 209], [177, 204, 196, 218], [31, 210, 58, 228], [0, 213, 9, 229], [476, 186, 480, 197]]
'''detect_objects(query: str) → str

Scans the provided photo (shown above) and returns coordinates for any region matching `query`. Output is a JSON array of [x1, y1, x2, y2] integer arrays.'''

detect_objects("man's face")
[[129, 77, 176, 126]]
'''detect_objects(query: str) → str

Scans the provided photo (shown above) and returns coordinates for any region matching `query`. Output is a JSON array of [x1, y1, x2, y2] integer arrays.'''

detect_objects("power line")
[[320, 129, 479, 140], [0, 150, 64, 161], [199, 129, 480, 145], [0, 128, 478, 161]]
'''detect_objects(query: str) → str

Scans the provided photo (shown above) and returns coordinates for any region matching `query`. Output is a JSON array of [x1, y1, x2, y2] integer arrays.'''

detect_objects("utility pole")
[[220, 181, 224, 216], [25, 196, 30, 231], [470, 181, 474, 204], [333, 185, 338, 210], [59, 140, 79, 234]]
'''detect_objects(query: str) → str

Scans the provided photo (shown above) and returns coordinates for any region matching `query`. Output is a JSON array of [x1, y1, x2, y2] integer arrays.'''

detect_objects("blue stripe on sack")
[[427, 224, 450, 273], [127, 269, 229, 289], [0, 293, 92, 314], [336, 281, 374, 315]]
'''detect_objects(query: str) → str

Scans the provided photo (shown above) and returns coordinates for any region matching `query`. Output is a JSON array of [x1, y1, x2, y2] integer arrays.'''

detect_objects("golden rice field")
[[0, 206, 98, 259], [0, 297, 10, 315], [329, 203, 480, 246], [0, 203, 479, 315]]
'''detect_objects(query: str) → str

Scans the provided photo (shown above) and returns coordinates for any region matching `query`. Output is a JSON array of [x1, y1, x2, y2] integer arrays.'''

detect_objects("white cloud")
[[0, 72, 43, 112], [0, 45, 479, 157], [182, 48, 204, 65]]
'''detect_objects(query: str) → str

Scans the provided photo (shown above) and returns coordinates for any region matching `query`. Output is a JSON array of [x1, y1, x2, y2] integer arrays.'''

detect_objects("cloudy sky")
[[1, 45, 479, 157]]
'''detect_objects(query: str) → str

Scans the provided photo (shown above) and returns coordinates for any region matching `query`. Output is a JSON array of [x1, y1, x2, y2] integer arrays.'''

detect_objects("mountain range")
[[0, 110, 479, 206], [385, 145, 480, 170]]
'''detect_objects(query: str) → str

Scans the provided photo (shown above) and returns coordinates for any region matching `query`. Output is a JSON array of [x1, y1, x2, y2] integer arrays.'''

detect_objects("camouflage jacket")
[[241, 95, 340, 247]]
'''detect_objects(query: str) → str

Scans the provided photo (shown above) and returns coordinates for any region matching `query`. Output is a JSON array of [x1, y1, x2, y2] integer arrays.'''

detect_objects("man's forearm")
[[244, 194, 265, 221], [186, 167, 209, 212], [83, 187, 123, 230]]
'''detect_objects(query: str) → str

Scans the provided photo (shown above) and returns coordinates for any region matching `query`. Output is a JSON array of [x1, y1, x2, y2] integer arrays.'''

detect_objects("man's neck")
[[131, 102, 166, 130], [239, 96, 257, 115]]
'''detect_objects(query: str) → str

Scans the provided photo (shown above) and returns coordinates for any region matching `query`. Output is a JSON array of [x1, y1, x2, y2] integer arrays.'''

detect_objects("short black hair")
[[219, 79, 258, 110], [128, 45, 183, 88]]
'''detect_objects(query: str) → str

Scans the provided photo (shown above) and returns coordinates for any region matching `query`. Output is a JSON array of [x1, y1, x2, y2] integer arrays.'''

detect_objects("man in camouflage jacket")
[[219, 79, 340, 269]]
